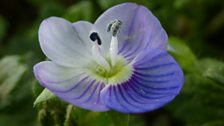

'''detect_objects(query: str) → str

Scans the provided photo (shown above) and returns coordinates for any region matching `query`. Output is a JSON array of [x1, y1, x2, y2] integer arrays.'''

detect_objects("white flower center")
[[88, 19, 133, 84], [90, 19, 122, 71]]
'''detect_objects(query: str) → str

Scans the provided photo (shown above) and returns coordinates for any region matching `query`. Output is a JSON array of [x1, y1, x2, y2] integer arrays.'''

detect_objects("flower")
[[34, 3, 184, 113]]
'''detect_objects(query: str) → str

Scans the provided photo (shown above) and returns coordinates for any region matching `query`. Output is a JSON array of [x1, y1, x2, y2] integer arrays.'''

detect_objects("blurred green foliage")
[[0, 0, 223, 126], [0, 16, 8, 41]]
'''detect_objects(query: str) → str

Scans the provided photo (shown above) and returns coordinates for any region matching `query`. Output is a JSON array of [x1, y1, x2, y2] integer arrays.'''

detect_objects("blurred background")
[[0, 0, 223, 126]]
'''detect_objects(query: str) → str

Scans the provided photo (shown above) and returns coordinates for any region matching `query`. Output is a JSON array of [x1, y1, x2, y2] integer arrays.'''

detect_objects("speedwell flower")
[[34, 3, 184, 113]]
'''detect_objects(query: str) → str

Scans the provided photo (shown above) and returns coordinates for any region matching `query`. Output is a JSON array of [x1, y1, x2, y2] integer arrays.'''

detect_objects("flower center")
[[87, 19, 133, 85], [88, 55, 132, 85]]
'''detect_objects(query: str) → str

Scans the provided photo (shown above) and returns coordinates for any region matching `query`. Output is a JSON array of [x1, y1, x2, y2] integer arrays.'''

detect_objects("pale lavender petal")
[[100, 49, 183, 113], [72, 21, 94, 55], [94, 3, 167, 58], [39, 17, 92, 67], [35, 3, 183, 113], [34, 61, 109, 111]]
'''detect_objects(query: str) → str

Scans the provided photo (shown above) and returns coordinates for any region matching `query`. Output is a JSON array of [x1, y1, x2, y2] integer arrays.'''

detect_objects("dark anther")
[[107, 19, 122, 36], [90, 32, 102, 45]]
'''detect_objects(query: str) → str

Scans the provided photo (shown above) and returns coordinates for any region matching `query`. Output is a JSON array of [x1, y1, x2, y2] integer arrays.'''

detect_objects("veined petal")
[[94, 3, 167, 58], [72, 21, 94, 53], [34, 61, 109, 111], [39, 17, 91, 67], [100, 49, 183, 113], [35, 3, 184, 114]]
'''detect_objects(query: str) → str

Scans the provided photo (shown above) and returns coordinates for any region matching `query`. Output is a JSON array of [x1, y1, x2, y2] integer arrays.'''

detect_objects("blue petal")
[[94, 3, 167, 59], [34, 61, 109, 111], [101, 49, 184, 113]]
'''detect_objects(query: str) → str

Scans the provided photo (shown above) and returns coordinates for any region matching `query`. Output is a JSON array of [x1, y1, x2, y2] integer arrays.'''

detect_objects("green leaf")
[[200, 58, 224, 85], [168, 37, 198, 73], [0, 56, 27, 99], [0, 16, 8, 42], [32, 79, 44, 98], [35, 89, 67, 126], [202, 120, 224, 126], [40, 2, 65, 18], [168, 64, 224, 126], [69, 107, 111, 126], [167, 73, 224, 125], [174, 0, 190, 9], [63, 1, 93, 22], [107, 111, 130, 126], [167, 57, 224, 125], [34, 88, 56, 107], [69, 108, 144, 126], [97, 0, 151, 10]]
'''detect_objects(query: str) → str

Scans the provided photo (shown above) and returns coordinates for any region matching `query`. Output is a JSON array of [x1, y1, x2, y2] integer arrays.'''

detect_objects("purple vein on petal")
[[52, 76, 89, 93], [131, 80, 178, 96], [133, 70, 176, 78], [118, 7, 139, 54], [123, 83, 149, 104], [44, 73, 86, 84], [135, 62, 175, 70], [117, 85, 143, 110], [132, 74, 179, 90], [121, 33, 144, 60], [96, 84, 104, 104], [133, 73, 176, 84], [120, 18, 146, 60], [133, 52, 168, 67], [114, 85, 132, 112], [71, 79, 95, 100], [84, 82, 102, 103], [131, 79, 180, 98], [128, 79, 165, 98]]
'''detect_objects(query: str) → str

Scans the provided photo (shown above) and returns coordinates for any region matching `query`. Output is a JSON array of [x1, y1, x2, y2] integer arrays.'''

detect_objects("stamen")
[[90, 32, 102, 45], [107, 19, 122, 66], [90, 32, 110, 71]]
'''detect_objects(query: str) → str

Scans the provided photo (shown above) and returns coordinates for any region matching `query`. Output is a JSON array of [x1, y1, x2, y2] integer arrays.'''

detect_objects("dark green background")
[[0, 0, 223, 126]]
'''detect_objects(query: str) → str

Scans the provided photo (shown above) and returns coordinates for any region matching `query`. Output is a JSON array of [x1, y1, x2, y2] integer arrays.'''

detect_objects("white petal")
[[34, 61, 85, 91], [38, 17, 91, 67], [72, 21, 94, 53]]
